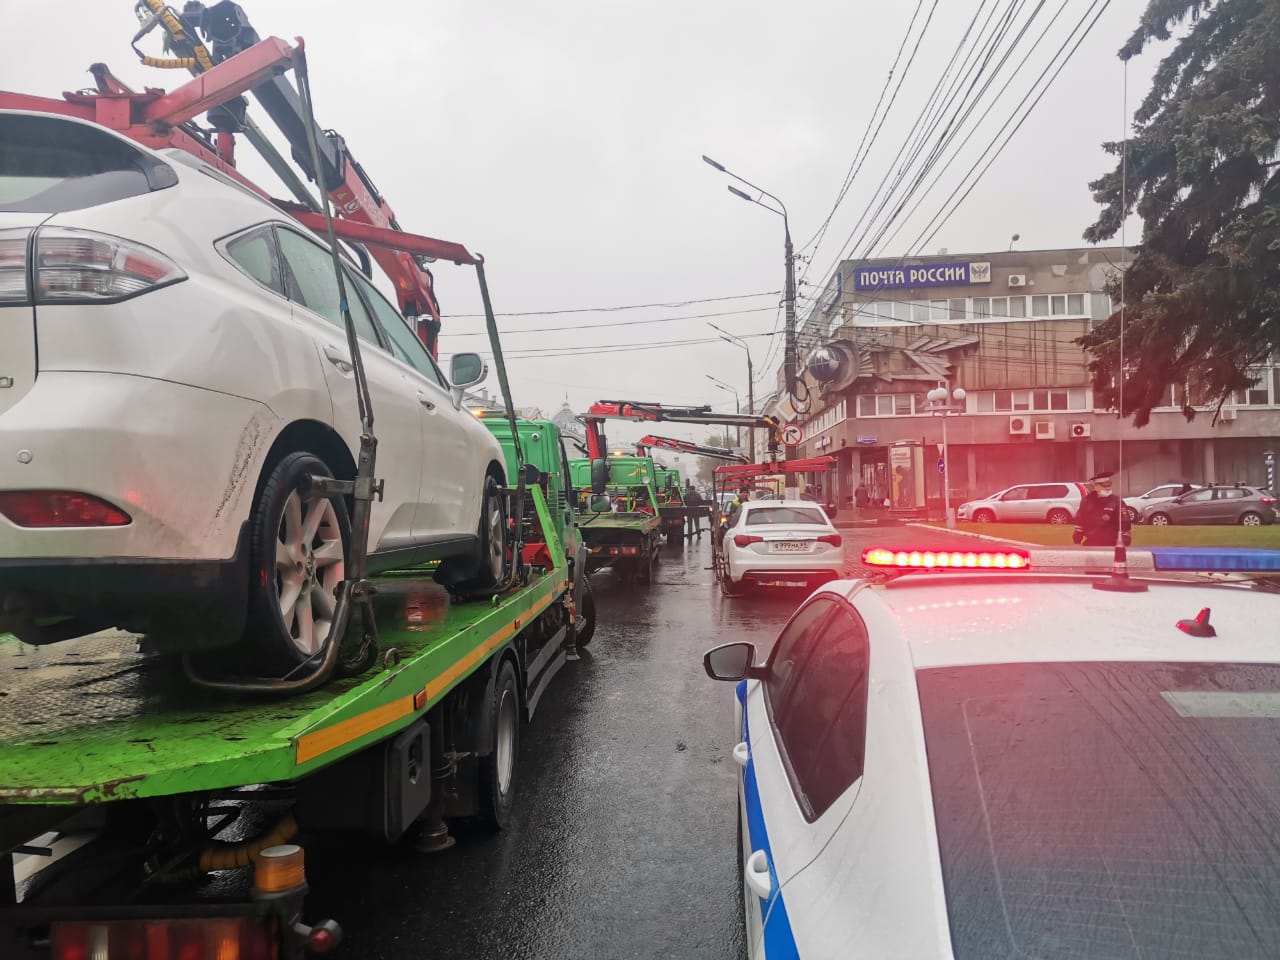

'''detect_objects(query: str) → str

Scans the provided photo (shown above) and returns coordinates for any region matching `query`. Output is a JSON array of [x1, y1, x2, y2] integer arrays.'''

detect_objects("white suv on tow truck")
[[0, 110, 507, 670]]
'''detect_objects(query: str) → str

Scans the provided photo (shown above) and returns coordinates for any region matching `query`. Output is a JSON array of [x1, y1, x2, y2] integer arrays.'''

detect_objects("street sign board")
[[937, 457, 946, 474], [781, 425, 803, 445]]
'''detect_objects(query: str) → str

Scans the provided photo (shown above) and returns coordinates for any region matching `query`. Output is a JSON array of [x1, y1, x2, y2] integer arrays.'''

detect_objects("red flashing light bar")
[[862, 547, 1030, 570]]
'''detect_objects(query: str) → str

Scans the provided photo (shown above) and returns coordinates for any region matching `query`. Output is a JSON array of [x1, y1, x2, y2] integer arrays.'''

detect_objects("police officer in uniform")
[[1073, 471, 1132, 545]]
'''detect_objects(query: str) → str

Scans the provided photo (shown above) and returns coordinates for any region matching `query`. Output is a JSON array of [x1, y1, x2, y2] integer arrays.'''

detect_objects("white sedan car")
[[720, 501, 844, 595], [1123, 482, 1202, 522], [0, 110, 507, 669], [705, 546, 1280, 958]]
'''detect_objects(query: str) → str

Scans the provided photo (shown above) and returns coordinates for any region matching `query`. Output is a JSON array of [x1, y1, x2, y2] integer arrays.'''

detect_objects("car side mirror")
[[590, 458, 609, 496], [450, 352, 487, 389], [589, 495, 613, 513], [703, 641, 758, 681]]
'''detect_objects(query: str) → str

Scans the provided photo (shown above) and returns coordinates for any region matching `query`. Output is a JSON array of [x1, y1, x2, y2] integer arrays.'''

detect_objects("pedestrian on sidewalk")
[[683, 480, 704, 538], [854, 483, 869, 518]]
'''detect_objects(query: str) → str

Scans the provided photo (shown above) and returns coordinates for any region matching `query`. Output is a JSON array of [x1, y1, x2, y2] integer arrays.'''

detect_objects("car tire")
[[438, 472, 507, 592], [245, 451, 351, 672], [1046, 508, 1072, 525], [1149, 512, 1171, 527], [1240, 511, 1263, 527], [720, 569, 743, 598], [973, 508, 996, 524], [575, 576, 596, 648], [636, 550, 654, 584], [1123, 506, 1138, 523], [477, 658, 520, 831]]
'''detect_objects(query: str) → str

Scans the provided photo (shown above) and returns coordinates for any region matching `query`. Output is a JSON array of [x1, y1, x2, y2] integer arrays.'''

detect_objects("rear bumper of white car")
[[726, 544, 845, 586], [0, 371, 278, 645]]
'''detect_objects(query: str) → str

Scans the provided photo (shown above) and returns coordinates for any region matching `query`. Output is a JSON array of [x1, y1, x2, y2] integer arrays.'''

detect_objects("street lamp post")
[[926, 382, 967, 529], [707, 324, 755, 461], [703, 154, 795, 481], [706, 375, 742, 449]]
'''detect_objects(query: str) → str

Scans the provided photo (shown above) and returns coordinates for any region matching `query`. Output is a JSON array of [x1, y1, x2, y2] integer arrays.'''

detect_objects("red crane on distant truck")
[[583, 400, 783, 461]]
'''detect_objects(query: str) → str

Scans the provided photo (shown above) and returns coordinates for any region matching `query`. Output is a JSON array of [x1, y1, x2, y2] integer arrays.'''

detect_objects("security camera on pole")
[[926, 382, 966, 529]]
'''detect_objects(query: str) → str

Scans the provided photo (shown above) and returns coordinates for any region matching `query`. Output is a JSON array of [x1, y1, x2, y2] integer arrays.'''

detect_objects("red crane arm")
[[634, 436, 748, 463], [583, 401, 782, 461]]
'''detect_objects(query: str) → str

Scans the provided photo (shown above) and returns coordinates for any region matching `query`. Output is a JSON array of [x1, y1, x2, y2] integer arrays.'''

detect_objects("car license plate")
[[772, 541, 809, 553]]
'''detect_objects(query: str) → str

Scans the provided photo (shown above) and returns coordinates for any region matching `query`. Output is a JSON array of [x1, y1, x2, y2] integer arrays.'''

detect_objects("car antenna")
[[1095, 59, 1147, 594]]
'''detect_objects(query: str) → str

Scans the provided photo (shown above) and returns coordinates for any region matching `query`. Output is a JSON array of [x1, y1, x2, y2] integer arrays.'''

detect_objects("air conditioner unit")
[[1070, 422, 1091, 439], [1008, 416, 1031, 435], [1008, 275, 1027, 288], [1220, 405, 1238, 422], [1035, 421, 1056, 440]]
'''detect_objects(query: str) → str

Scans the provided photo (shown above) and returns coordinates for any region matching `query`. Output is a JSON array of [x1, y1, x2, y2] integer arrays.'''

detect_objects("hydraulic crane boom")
[[583, 401, 782, 461], [130, 0, 446, 353], [634, 436, 749, 464]]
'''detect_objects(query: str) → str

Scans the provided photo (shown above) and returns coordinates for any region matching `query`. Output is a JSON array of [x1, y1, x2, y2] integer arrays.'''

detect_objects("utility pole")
[[782, 221, 797, 488]]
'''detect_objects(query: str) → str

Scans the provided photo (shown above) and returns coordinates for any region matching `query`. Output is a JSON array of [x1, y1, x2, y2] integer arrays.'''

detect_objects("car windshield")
[[918, 661, 1280, 959], [744, 506, 826, 526]]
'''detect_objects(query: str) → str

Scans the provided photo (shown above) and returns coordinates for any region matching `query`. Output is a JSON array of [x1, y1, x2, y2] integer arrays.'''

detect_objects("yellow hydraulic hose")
[[197, 812, 298, 872], [136, 0, 215, 72]]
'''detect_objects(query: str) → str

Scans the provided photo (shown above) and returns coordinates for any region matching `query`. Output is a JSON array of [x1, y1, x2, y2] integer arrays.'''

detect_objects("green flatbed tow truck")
[[568, 456, 664, 584], [2, 488, 574, 959]]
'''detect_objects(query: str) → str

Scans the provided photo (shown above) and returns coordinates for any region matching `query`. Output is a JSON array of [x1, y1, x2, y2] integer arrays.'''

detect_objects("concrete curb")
[[904, 522, 1041, 549]]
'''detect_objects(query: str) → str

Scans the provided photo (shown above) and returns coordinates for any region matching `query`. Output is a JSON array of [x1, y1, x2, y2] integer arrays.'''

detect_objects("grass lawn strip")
[[915, 522, 1280, 549]]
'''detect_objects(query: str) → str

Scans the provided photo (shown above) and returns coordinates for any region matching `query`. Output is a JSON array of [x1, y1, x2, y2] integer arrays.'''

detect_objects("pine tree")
[[1079, 0, 1280, 426]]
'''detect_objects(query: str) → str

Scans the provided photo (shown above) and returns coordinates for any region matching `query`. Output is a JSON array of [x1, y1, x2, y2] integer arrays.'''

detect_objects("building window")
[[969, 388, 1090, 414], [1234, 369, 1272, 406], [973, 297, 990, 319], [949, 298, 967, 321], [911, 301, 932, 324], [1031, 295, 1049, 316], [1090, 292, 1113, 320], [856, 393, 920, 417], [1008, 296, 1027, 318], [1068, 293, 1086, 315]]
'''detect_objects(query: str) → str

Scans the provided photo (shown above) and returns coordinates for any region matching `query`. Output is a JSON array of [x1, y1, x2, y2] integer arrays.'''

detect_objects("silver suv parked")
[[957, 482, 1088, 524]]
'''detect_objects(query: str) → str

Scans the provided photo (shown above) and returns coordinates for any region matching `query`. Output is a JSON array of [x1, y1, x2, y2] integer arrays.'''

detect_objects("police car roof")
[[819, 572, 1279, 671]]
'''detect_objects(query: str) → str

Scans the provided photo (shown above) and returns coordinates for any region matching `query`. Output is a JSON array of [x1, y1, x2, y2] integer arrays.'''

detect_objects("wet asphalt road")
[[306, 522, 1013, 959]]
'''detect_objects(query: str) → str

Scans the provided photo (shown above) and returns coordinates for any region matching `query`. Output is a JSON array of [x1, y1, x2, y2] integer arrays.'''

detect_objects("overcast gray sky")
[[6, 0, 1158, 452]]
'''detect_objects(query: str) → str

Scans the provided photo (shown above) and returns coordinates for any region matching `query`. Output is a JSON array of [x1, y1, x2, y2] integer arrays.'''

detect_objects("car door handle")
[[323, 345, 352, 373], [417, 392, 436, 412], [744, 850, 773, 900], [733, 741, 750, 768]]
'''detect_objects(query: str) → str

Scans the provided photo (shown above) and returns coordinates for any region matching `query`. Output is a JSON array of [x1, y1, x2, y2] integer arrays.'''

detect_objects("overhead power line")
[[443, 290, 779, 319], [448, 305, 779, 337], [797, 0, 931, 258]]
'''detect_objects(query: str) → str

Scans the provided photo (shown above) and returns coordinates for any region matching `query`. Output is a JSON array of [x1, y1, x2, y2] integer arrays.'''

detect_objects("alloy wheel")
[[275, 490, 345, 657]]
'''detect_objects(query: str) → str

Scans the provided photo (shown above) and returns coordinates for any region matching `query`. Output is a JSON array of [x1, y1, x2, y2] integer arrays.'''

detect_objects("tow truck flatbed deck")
[[578, 514, 662, 534], [0, 562, 566, 806]]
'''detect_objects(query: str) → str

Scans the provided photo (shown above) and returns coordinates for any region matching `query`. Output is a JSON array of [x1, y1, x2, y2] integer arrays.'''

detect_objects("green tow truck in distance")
[[568, 456, 664, 584], [480, 414, 596, 646]]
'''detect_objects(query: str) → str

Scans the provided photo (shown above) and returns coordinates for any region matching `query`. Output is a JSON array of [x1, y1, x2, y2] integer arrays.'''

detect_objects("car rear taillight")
[[1261, 496, 1276, 505], [0, 228, 32, 303], [733, 534, 763, 547], [34, 227, 185, 303], [51, 916, 273, 960], [0, 491, 131, 527], [817, 533, 842, 547]]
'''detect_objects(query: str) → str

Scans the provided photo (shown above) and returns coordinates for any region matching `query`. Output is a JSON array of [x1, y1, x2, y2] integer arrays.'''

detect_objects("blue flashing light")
[[1149, 547, 1280, 573]]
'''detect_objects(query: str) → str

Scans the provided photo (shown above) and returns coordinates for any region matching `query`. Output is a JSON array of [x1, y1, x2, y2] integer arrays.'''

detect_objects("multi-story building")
[[789, 246, 1280, 509]]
